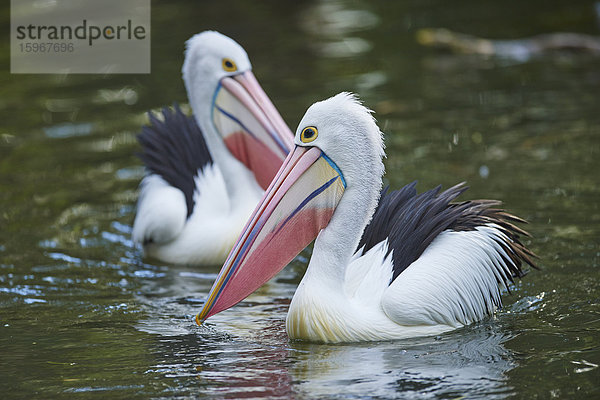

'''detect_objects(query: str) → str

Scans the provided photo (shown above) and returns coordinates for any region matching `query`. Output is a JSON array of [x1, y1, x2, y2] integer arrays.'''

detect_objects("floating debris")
[[417, 28, 600, 61]]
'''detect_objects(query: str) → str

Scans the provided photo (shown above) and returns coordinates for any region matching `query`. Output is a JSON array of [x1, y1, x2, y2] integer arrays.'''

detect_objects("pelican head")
[[183, 31, 251, 88], [294, 92, 385, 192], [182, 31, 294, 189], [197, 92, 386, 324]]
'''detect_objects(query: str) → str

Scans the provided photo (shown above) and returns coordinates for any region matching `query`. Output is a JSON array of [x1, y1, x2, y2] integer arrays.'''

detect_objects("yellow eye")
[[222, 58, 237, 72], [300, 126, 318, 143]]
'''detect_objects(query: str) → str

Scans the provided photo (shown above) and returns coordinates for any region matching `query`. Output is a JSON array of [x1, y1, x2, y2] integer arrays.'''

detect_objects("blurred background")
[[1, 0, 599, 398]]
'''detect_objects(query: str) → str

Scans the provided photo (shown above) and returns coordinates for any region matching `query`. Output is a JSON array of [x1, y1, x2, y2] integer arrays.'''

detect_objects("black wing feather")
[[358, 182, 538, 285], [137, 104, 212, 218]]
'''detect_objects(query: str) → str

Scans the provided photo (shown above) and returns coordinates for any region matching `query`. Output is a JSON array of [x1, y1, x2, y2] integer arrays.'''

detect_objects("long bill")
[[196, 145, 346, 324], [212, 70, 295, 189]]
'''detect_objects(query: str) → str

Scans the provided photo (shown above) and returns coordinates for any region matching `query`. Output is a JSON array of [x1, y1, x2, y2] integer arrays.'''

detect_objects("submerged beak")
[[213, 71, 295, 189], [196, 145, 346, 324]]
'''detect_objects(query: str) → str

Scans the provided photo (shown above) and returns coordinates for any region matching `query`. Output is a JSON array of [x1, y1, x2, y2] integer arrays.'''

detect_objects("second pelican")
[[132, 31, 294, 265]]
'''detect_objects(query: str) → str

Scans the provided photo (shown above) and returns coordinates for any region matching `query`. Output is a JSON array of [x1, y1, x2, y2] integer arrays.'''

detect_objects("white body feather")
[[287, 225, 514, 343], [132, 174, 187, 245], [383, 225, 511, 327], [133, 163, 261, 266]]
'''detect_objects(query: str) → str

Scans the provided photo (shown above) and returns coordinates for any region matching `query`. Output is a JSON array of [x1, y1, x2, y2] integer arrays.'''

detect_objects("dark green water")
[[1, 1, 599, 398]]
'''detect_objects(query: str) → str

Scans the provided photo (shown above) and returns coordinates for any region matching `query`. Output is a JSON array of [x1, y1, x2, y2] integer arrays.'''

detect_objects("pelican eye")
[[222, 58, 237, 72], [300, 126, 318, 143]]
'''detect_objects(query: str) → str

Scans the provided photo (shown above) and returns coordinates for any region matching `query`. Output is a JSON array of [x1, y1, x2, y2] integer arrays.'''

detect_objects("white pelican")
[[132, 31, 294, 265], [195, 92, 537, 343]]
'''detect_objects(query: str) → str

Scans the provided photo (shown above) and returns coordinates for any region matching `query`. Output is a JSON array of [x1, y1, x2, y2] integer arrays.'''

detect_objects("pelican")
[[132, 31, 294, 265], [195, 92, 537, 343]]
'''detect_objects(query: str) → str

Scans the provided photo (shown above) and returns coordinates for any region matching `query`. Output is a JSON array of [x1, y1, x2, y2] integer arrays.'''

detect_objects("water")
[[1, 0, 599, 398]]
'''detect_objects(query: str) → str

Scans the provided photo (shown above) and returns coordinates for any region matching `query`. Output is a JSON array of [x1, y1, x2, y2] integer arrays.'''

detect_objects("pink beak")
[[213, 71, 295, 189], [196, 145, 346, 324]]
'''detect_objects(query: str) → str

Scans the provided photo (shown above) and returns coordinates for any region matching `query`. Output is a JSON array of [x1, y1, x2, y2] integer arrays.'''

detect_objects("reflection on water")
[[292, 324, 516, 399], [1, 0, 599, 398]]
